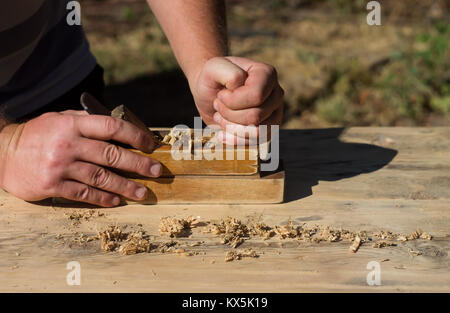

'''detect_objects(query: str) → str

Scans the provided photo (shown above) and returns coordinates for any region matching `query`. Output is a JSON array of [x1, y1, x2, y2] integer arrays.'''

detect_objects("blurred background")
[[81, 0, 450, 128]]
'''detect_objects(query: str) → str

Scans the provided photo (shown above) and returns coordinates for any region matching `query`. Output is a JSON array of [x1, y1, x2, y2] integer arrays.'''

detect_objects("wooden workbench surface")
[[0, 127, 449, 292]]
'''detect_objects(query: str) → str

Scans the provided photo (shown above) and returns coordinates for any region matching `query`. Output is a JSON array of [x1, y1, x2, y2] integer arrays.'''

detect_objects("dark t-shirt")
[[0, 0, 96, 120]]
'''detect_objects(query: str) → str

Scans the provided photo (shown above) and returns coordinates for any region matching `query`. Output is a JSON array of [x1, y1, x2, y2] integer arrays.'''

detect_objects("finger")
[[75, 138, 162, 177], [215, 106, 283, 142], [217, 65, 278, 110], [214, 85, 283, 125], [66, 161, 148, 201], [60, 110, 89, 116], [58, 180, 120, 207], [75, 115, 156, 153], [203, 57, 248, 90]]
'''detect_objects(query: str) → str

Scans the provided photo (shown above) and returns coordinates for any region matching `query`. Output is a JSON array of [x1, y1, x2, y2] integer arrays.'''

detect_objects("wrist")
[[0, 123, 23, 188]]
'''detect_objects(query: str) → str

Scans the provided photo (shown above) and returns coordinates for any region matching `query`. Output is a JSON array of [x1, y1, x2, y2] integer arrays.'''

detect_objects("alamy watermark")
[[169, 117, 279, 172], [66, 261, 81, 286], [67, 1, 81, 26], [366, 261, 381, 286], [367, 1, 381, 26]]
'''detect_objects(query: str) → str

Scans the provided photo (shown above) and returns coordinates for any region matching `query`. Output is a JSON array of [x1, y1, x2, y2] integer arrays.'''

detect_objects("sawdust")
[[408, 248, 423, 256], [374, 228, 432, 242], [205, 217, 250, 248], [248, 222, 276, 240], [372, 241, 397, 248], [159, 216, 200, 238], [64, 209, 105, 226], [60, 212, 434, 261], [118, 230, 152, 255], [225, 248, 259, 262]]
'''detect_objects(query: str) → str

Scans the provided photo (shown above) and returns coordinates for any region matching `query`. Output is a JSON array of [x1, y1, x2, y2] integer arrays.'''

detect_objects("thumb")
[[203, 57, 248, 91]]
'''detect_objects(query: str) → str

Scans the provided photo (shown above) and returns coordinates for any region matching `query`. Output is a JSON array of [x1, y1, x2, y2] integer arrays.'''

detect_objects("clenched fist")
[[0, 111, 162, 207], [191, 56, 284, 142]]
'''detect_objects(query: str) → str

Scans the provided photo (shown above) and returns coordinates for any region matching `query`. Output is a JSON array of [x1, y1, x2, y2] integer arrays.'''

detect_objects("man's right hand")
[[0, 111, 162, 207]]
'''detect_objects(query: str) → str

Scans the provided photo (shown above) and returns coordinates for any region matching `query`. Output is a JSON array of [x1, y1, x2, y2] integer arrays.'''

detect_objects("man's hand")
[[0, 111, 162, 207], [192, 56, 284, 142]]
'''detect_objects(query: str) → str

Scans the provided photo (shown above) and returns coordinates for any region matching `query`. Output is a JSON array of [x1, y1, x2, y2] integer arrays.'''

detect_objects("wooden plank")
[[0, 127, 448, 292], [128, 171, 284, 204]]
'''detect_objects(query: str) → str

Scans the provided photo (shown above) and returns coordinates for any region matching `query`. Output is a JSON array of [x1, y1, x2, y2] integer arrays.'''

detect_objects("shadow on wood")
[[282, 128, 398, 202]]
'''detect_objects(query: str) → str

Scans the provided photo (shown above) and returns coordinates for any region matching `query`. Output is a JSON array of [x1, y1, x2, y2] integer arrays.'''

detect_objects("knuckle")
[[38, 112, 60, 121], [103, 144, 122, 167], [75, 186, 91, 201], [267, 64, 277, 77], [90, 167, 110, 188], [247, 109, 263, 125], [249, 89, 265, 105], [134, 155, 150, 174], [40, 171, 59, 191], [103, 117, 121, 137], [260, 63, 277, 78], [230, 70, 245, 84], [134, 129, 149, 147], [45, 139, 73, 169]]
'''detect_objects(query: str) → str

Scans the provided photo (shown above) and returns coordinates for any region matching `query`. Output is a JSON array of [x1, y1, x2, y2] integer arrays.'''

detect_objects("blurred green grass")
[[81, 0, 450, 127]]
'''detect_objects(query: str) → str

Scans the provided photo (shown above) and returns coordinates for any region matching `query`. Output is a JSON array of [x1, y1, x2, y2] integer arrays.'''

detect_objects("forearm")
[[147, 0, 228, 84]]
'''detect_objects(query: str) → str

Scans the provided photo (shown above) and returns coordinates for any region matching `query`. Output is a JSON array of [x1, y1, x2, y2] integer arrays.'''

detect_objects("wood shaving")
[[98, 225, 128, 252], [161, 127, 219, 153], [159, 216, 200, 238], [71, 233, 98, 245], [408, 248, 422, 256], [349, 235, 362, 253], [205, 217, 249, 248], [248, 222, 276, 240], [274, 219, 301, 239], [225, 248, 259, 262], [408, 229, 432, 240], [118, 230, 151, 255], [161, 128, 193, 146], [64, 209, 105, 226], [372, 241, 397, 248]]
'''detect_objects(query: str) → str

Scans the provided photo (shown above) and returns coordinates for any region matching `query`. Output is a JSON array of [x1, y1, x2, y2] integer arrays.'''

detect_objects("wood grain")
[[0, 127, 449, 292]]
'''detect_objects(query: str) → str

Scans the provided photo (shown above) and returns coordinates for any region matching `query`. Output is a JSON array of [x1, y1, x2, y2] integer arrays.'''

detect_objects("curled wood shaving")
[[161, 128, 193, 146], [159, 216, 199, 238], [248, 222, 276, 240], [118, 231, 151, 255], [275, 219, 301, 239], [225, 248, 259, 262], [97, 226, 152, 255], [205, 217, 249, 248], [98, 225, 128, 252]]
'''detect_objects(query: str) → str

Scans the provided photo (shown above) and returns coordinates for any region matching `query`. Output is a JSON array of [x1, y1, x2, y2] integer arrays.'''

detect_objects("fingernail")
[[112, 197, 120, 206], [150, 163, 162, 176], [135, 187, 147, 199], [213, 100, 219, 111]]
